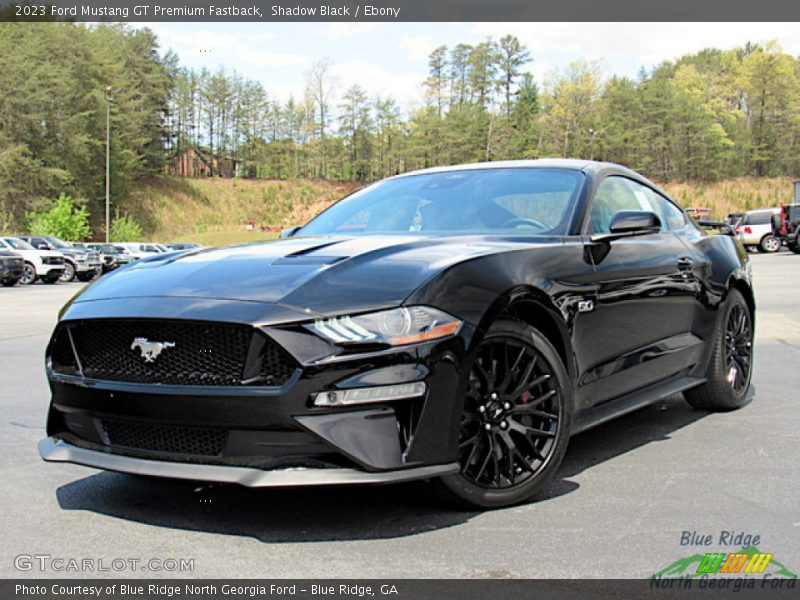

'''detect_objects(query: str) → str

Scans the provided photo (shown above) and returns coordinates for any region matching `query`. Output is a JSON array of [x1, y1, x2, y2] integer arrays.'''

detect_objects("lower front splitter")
[[38, 437, 458, 487]]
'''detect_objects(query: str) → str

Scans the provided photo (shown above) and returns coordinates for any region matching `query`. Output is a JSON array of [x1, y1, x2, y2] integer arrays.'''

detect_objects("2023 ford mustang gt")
[[40, 160, 754, 508]]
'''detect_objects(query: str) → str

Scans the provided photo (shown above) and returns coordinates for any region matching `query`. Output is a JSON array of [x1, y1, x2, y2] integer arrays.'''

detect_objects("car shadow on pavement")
[[54, 392, 724, 543]]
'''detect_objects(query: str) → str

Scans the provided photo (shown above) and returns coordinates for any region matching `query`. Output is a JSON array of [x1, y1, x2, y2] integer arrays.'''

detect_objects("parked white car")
[[0, 237, 66, 284], [19, 235, 102, 282], [115, 242, 169, 259], [735, 208, 782, 253]]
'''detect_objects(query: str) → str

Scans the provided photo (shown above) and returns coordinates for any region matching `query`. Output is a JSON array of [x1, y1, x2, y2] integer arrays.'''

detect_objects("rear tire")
[[2, 278, 19, 287], [684, 289, 753, 411], [437, 319, 571, 509], [758, 235, 780, 253]]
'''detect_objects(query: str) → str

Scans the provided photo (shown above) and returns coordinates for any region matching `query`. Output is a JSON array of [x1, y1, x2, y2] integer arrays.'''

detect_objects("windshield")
[[45, 236, 72, 249], [298, 168, 583, 237], [3, 237, 35, 250]]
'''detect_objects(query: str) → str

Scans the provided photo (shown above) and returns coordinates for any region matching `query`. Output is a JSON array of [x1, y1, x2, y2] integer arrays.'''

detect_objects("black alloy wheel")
[[684, 289, 753, 411], [439, 319, 571, 508], [724, 303, 752, 396]]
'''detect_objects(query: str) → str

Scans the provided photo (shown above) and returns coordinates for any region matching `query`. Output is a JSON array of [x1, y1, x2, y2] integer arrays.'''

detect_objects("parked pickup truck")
[[0, 237, 65, 284], [20, 236, 102, 282], [0, 249, 24, 286]]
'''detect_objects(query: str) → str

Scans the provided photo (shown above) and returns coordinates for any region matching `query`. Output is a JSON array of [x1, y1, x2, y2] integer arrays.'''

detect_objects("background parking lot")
[[1, 253, 798, 578]]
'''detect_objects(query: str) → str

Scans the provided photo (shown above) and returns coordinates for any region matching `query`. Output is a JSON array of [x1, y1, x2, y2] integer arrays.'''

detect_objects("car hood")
[[71, 235, 544, 317], [20, 249, 63, 259]]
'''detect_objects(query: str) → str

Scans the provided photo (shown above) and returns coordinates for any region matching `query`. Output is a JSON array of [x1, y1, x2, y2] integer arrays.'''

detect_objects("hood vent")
[[271, 255, 346, 267]]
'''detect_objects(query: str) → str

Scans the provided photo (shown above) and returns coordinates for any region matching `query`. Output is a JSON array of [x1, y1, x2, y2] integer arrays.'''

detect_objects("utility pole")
[[104, 86, 112, 243]]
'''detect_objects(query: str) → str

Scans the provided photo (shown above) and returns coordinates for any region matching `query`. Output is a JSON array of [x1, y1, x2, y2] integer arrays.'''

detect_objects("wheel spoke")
[[526, 373, 552, 392], [491, 438, 502, 486], [507, 355, 538, 399], [508, 390, 557, 414], [462, 435, 484, 472], [498, 430, 532, 474], [473, 359, 492, 390], [506, 418, 556, 440], [475, 437, 494, 481], [498, 346, 525, 394]]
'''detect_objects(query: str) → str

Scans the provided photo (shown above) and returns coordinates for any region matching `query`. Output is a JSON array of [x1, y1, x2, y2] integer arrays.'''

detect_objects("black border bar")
[[3, 0, 800, 22]]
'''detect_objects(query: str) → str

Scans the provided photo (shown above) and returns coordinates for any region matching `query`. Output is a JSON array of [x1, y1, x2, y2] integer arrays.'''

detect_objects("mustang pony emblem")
[[130, 337, 176, 363]]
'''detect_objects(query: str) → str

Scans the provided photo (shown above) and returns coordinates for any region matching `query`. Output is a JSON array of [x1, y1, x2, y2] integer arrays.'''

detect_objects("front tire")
[[20, 262, 36, 285], [684, 289, 753, 411], [59, 261, 76, 282], [437, 319, 571, 509], [42, 272, 60, 284], [2, 278, 19, 287], [76, 271, 95, 282], [758, 235, 780, 253], [788, 239, 800, 254]]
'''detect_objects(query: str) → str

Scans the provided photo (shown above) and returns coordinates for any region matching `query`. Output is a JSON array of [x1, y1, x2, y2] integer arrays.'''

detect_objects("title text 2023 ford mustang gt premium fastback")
[[40, 160, 754, 508]]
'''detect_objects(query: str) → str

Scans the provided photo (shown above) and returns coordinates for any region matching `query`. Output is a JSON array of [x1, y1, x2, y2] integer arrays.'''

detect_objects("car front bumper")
[[0, 263, 23, 281], [38, 437, 458, 486], [39, 265, 65, 276], [75, 261, 102, 273], [42, 307, 474, 486]]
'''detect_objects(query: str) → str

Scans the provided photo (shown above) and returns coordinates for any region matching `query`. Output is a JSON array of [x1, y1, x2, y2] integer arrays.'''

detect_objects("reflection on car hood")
[[72, 235, 555, 316]]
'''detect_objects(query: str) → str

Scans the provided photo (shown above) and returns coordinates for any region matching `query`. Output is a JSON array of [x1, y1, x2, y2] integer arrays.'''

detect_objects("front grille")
[[101, 420, 227, 456], [55, 319, 297, 386]]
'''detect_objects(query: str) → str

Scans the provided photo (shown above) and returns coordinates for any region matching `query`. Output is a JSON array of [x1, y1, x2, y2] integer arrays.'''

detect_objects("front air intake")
[[51, 319, 297, 387]]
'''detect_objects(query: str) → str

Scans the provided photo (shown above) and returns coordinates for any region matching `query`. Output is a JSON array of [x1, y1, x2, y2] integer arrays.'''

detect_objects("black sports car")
[[40, 160, 754, 508]]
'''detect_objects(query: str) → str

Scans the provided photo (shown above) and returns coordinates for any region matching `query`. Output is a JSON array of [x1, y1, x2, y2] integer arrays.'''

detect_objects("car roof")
[[390, 159, 641, 179], [385, 159, 675, 205]]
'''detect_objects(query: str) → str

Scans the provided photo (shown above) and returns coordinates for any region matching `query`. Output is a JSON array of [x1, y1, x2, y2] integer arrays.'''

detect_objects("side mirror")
[[586, 211, 662, 264], [608, 210, 662, 236], [280, 226, 301, 239]]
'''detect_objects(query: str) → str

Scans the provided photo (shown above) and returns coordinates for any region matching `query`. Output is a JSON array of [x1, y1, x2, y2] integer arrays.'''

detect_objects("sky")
[[144, 22, 800, 110]]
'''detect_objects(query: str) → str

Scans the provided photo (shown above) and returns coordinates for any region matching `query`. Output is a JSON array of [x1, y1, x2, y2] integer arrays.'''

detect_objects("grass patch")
[[661, 177, 796, 217], [120, 177, 359, 246]]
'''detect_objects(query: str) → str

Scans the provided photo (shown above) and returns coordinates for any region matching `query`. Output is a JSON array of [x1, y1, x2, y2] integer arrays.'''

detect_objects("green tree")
[[110, 210, 143, 242], [497, 35, 532, 116], [26, 193, 91, 240]]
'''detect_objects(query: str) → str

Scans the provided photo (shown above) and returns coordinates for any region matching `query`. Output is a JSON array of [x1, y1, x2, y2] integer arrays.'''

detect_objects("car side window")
[[642, 188, 687, 231], [588, 177, 664, 234]]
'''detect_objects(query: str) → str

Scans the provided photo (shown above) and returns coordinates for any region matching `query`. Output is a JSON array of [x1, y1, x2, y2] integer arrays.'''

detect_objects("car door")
[[572, 176, 703, 406]]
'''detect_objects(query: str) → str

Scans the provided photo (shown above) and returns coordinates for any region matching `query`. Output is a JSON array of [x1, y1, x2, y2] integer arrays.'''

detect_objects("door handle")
[[677, 256, 694, 270]]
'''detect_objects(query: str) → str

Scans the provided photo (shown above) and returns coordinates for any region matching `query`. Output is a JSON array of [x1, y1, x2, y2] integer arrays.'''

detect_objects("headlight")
[[307, 306, 462, 346]]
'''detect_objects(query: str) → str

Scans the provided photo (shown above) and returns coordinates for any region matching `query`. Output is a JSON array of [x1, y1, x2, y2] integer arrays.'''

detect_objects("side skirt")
[[571, 375, 706, 435]]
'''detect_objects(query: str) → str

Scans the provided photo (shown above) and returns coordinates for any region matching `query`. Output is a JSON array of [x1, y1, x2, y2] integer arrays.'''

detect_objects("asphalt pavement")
[[1, 252, 798, 578]]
